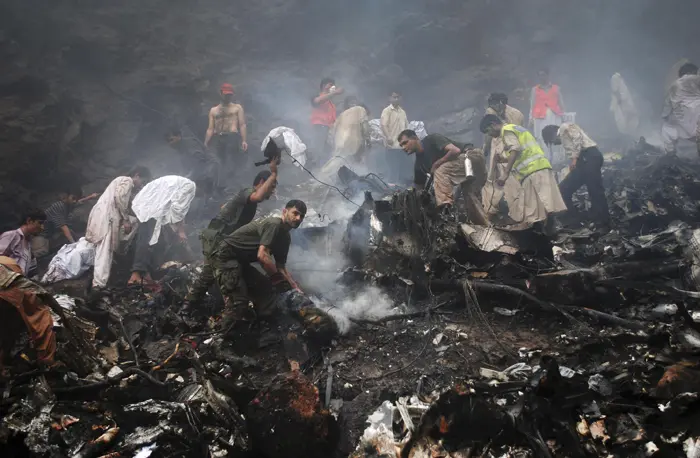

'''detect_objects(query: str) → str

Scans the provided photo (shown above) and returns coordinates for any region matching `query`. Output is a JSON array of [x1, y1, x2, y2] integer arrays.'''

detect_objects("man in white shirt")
[[542, 123, 609, 228], [86, 166, 151, 288], [128, 175, 197, 286], [380, 91, 411, 182]]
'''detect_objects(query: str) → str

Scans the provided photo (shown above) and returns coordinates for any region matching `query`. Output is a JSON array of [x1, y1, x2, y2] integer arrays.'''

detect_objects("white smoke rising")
[[287, 192, 396, 334], [320, 286, 394, 335]]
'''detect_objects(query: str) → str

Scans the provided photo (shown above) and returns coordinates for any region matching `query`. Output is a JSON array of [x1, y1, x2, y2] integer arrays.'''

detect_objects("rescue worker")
[[529, 68, 566, 161], [86, 167, 151, 289], [398, 130, 488, 224], [128, 175, 197, 286], [212, 200, 306, 329], [662, 63, 700, 156], [204, 83, 248, 179], [183, 159, 279, 310], [483, 92, 525, 220], [542, 124, 610, 229], [309, 77, 344, 167], [0, 209, 46, 275], [480, 114, 567, 233], [0, 256, 57, 368]]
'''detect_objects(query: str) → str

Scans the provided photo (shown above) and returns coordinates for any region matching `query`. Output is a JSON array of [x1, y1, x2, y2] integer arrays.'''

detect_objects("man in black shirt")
[[184, 159, 279, 308], [398, 130, 488, 224], [212, 200, 306, 327]]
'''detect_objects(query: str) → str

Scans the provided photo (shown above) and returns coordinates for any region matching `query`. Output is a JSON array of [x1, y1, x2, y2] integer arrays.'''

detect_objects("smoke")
[[322, 286, 394, 335], [286, 190, 396, 335]]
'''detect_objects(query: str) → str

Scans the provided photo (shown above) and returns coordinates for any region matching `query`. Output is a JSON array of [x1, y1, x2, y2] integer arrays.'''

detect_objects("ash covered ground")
[[3, 143, 700, 458]]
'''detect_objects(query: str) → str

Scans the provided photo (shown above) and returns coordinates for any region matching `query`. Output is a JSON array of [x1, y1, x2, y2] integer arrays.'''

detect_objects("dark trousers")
[[212, 132, 242, 184], [558, 147, 609, 223], [131, 219, 162, 275]]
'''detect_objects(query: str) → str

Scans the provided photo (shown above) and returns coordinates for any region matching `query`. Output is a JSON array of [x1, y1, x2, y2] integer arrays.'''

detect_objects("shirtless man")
[[205, 83, 248, 178]]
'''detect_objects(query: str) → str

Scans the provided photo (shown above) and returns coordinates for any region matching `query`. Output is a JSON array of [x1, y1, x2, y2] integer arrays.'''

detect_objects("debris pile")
[[2, 152, 700, 457]]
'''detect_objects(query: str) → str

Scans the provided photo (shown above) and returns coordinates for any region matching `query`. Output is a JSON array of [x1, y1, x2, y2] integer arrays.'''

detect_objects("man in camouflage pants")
[[183, 159, 279, 310]]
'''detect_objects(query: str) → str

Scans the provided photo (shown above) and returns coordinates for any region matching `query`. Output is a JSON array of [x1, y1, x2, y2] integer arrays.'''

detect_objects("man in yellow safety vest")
[[479, 114, 567, 233]]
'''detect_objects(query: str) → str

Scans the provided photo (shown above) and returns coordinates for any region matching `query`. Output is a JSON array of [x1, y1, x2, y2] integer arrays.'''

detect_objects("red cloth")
[[220, 83, 234, 95], [532, 85, 563, 119], [310, 95, 336, 126]]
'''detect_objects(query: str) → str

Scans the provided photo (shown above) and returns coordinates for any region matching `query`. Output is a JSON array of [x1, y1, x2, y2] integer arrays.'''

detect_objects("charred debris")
[[3, 146, 700, 457]]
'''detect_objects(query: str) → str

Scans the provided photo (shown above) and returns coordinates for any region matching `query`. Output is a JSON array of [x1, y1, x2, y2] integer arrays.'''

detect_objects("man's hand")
[[430, 161, 442, 174], [570, 158, 577, 170], [123, 220, 132, 234], [495, 178, 507, 188], [269, 156, 280, 174], [241, 141, 248, 152], [333, 86, 344, 95], [87, 192, 100, 200]]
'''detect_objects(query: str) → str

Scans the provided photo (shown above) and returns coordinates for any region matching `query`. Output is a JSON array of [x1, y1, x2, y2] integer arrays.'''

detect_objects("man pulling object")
[[211, 200, 337, 345], [183, 158, 280, 310]]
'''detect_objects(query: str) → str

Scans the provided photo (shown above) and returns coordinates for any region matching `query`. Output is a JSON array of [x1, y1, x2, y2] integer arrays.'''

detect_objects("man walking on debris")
[[128, 175, 197, 286], [662, 63, 700, 155], [212, 200, 306, 329], [542, 124, 610, 229], [310, 77, 343, 167], [86, 167, 151, 289], [0, 256, 57, 368], [0, 209, 46, 275], [184, 159, 280, 309], [480, 114, 566, 233], [483, 93, 525, 221], [204, 83, 248, 178], [398, 130, 488, 224], [381, 90, 410, 182]]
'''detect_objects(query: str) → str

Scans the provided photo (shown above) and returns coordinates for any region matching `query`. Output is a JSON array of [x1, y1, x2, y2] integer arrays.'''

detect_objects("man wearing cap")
[[205, 83, 248, 180]]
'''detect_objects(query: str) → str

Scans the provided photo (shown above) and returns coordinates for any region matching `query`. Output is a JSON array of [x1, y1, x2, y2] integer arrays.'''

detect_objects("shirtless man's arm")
[[204, 108, 215, 148], [238, 104, 248, 151]]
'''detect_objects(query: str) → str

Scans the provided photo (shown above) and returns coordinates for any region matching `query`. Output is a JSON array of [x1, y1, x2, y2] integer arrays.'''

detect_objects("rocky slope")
[[0, 0, 698, 225]]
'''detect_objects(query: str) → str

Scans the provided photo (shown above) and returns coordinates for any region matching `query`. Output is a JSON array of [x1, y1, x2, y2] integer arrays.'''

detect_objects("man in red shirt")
[[309, 77, 344, 167]]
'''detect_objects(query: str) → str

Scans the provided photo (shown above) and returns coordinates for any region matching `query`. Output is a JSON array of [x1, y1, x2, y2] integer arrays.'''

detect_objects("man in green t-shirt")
[[212, 199, 306, 328], [184, 159, 278, 308]]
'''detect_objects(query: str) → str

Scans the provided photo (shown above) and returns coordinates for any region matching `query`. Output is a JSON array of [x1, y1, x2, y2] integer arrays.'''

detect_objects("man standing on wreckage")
[[182, 157, 280, 311], [480, 114, 567, 235], [211, 200, 336, 338]]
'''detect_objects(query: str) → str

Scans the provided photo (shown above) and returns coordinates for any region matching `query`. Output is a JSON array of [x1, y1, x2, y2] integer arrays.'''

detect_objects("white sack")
[[262, 127, 307, 168], [42, 238, 96, 284]]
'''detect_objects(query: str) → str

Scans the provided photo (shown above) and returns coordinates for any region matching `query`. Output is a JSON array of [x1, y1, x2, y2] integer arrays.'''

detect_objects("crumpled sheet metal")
[[460, 224, 521, 254]]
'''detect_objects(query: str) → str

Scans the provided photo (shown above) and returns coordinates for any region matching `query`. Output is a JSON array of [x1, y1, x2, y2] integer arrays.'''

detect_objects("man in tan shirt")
[[380, 91, 411, 182], [542, 123, 609, 228]]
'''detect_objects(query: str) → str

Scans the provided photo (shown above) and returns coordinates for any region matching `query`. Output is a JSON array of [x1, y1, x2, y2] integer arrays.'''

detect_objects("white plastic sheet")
[[132, 176, 196, 245], [41, 238, 95, 284], [261, 127, 307, 168]]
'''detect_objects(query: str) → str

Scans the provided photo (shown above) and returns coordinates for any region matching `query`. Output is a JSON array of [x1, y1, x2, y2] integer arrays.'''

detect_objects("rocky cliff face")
[[0, 0, 698, 225]]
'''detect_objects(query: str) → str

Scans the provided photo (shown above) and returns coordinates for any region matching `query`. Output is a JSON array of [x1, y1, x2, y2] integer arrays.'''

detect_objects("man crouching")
[[212, 200, 306, 331]]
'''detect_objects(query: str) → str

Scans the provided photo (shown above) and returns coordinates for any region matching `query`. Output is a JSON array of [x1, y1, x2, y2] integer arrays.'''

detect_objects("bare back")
[[210, 103, 243, 134]]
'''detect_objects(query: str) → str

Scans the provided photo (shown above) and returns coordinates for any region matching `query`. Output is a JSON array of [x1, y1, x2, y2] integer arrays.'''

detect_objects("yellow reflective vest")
[[500, 124, 551, 181]]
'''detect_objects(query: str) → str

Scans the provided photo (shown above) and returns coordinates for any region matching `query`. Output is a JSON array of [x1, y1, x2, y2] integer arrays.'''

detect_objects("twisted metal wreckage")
[[2, 141, 700, 457]]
